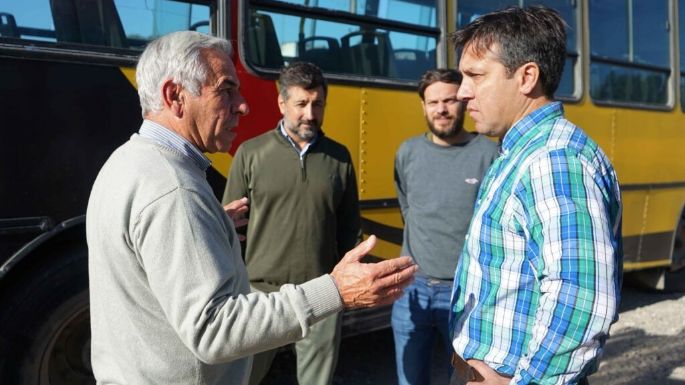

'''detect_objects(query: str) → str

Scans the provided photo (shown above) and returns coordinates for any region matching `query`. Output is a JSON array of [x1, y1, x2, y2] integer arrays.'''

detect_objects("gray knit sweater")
[[86, 134, 343, 385], [394, 133, 499, 279]]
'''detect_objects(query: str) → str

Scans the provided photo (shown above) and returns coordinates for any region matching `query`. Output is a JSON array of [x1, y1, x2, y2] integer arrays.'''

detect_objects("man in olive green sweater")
[[223, 62, 361, 385]]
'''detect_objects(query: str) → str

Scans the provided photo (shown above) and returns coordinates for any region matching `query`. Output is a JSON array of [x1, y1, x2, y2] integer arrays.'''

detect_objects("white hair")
[[136, 31, 232, 117]]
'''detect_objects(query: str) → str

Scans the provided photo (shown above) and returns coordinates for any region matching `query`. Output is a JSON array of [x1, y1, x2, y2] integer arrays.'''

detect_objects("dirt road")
[[261, 281, 685, 385]]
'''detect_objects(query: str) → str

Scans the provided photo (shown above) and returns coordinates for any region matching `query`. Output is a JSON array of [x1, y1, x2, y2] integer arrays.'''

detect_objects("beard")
[[427, 112, 465, 140], [285, 119, 320, 141]]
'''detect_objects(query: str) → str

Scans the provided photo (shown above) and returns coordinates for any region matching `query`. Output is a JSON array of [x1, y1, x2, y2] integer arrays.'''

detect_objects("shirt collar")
[[500, 101, 564, 156], [278, 120, 319, 157], [138, 120, 211, 171]]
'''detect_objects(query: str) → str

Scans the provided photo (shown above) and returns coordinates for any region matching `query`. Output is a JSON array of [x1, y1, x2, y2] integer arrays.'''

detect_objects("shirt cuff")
[[298, 274, 344, 324]]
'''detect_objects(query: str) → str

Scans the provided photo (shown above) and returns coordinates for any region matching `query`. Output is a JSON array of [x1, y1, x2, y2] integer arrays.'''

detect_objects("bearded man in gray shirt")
[[392, 69, 498, 385]]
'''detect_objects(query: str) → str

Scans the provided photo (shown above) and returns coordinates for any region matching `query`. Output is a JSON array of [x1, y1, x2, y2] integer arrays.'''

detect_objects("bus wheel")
[[670, 210, 685, 273], [0, 247, 93, 385], [660, 210, 685, 292]]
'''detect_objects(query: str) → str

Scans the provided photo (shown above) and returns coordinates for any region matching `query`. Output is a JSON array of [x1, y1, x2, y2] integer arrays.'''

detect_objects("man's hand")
[[465, 359, 512, 385], [330, 235, 417, 309], [223, 197, 249, 241]]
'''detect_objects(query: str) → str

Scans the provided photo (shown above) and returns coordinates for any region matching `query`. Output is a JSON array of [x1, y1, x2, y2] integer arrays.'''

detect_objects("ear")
[[518, 62, 540, 96], [161, 80, 184, 117], [277, 93, 286, 115]]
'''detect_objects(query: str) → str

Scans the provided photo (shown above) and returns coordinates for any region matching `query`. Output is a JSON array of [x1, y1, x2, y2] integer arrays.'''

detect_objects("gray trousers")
[[249, 312, 342, 385]]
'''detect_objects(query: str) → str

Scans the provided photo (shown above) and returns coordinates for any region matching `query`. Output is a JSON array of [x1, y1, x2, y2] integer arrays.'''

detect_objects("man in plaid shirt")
[[449, 6, 622, 385]]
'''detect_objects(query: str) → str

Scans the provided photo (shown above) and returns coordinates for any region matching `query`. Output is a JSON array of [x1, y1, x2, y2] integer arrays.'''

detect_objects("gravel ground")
[[591, 281, 685, 385], [260, 279, 685, 385]]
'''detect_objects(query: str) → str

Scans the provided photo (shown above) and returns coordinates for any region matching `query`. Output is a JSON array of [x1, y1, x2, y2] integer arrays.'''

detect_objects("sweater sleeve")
[[336, 159, 363, 258], [133, 187, 343, 364]]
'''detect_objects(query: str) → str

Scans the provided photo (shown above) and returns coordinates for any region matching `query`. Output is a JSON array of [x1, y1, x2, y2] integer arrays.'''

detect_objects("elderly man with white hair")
[[86, 30, 416, 385]]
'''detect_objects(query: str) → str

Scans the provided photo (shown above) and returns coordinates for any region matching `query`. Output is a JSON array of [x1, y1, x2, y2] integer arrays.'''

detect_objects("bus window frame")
[[0, 38, 140, 66], [555, 51, 581, 103], [678, 0, 685, 112], [557, 0, 582, 104], [589, 54, 674, 111], [681, 70, 685, 112], [587, 0, 676, 112], [0, 0, 217, 68], [238, 0, 442, 89]]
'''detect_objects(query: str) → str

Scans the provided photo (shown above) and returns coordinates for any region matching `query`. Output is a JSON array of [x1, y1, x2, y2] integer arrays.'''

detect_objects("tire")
[[0, 246, 94, 385], [669, 209, 685, 272], [626, 268, 685, 292]]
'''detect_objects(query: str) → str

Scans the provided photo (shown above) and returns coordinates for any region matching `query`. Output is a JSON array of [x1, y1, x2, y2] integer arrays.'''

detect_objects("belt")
[[450, 352, 476, 383]]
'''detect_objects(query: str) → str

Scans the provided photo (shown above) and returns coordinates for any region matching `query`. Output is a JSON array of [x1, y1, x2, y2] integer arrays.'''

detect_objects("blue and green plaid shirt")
[[450, 102, 622, 385]]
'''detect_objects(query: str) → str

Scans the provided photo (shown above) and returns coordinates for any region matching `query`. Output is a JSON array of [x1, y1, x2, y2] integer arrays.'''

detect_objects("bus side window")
[[1, 1, 211, 52], [190, 20, 209, 32], [394, 48, 429, 80], [1, 1, 57, 43], [245, 2, 438, 82], [50, 0, 128, 48], [298, 36, 342, 73], [0, 12, 19, 38], [427, 48, 436, 66], [247, 12, 283, 68], [589, 0, 670, 106], [341, 30, 396, 77]]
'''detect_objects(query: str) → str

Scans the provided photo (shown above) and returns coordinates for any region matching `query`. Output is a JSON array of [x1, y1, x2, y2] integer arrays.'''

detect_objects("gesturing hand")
[[330, 235, 417, 309], [223, 197, 249, 241]]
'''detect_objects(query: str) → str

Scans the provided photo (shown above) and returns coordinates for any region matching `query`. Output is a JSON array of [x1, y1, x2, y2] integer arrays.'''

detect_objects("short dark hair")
[[278, 61, 328, 99], [450, 6, 566, 98], [418, 69, 463, 100]]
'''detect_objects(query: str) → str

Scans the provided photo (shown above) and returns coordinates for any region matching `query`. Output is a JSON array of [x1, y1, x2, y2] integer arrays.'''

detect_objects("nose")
[[303, 104, 314, 121], [234, 93, 249, 116], [457, 80, 473, 101]]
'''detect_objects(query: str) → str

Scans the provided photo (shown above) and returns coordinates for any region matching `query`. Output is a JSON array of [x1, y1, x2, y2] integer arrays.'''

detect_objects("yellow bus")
[[1, 0, 684, 383], [228, 0, 685, 291]]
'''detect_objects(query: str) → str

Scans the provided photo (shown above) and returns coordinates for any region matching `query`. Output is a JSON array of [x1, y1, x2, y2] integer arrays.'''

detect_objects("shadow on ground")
[[592, 326, 685, 385], [259, 327, 451, 385], [260, 284, 685, 385], [620, 274, 685, 312]]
